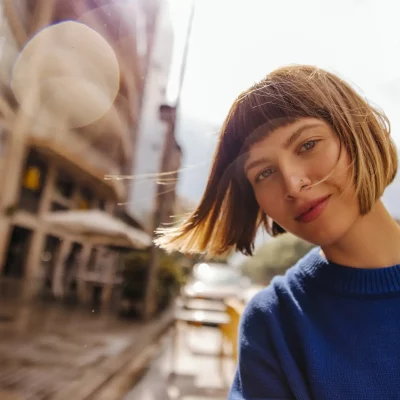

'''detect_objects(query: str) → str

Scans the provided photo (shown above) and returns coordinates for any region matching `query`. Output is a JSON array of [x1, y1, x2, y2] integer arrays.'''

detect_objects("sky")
[[172, 0, 400, 211]]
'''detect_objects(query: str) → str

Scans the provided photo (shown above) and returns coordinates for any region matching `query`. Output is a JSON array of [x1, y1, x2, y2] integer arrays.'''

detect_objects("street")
[[0, 284, 236, 400], [125, 324, 236, 400], [0, 289, 173, 399]]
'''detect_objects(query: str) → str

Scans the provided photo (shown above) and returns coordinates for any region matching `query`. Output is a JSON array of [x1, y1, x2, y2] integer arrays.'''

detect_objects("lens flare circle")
[[11, 21, 120, 128]]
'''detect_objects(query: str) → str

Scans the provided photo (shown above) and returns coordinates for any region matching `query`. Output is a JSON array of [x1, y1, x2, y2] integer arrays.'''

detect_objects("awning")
[[43, 210, 152, 249]]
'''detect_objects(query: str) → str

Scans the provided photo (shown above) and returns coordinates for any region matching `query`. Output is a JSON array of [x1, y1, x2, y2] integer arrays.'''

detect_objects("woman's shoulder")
[[242, 248, 319, 324], [242, 276, 287, 321]]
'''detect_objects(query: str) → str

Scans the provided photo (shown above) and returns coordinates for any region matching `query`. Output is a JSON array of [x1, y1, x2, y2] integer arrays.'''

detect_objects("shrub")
[[241, 233, 315, 284], [121, 250, 186, 316]]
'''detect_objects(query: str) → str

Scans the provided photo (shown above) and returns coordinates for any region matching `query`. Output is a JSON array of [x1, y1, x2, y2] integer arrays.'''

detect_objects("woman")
[[156, 65, 400, 399]]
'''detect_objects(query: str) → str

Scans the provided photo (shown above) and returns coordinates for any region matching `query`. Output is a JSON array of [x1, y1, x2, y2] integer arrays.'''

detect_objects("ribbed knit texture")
[[229, 247, 400, 400]]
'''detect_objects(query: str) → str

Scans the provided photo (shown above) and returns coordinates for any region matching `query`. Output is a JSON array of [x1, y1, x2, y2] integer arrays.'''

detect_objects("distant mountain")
[[175, 115, 219, 202]]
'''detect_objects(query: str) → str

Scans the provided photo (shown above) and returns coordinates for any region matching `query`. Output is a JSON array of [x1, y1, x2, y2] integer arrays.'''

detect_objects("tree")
[[120, 250, 186, 318], [241, 233, 315, 284]]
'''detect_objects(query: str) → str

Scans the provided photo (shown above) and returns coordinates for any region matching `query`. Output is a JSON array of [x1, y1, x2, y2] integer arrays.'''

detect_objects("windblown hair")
[[155, 65, 398, 256]]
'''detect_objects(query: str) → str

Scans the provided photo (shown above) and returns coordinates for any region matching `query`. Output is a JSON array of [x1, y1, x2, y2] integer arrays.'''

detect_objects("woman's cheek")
[[256, 191, 284, 221]]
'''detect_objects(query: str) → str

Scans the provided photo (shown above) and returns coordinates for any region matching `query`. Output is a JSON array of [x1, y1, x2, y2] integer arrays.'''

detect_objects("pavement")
[[0, 286, 174, 400], [124, 323, 236, 400]]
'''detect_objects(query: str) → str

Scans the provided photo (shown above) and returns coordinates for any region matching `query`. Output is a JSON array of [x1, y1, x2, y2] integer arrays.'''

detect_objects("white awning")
[[43, 210, 152, 249]]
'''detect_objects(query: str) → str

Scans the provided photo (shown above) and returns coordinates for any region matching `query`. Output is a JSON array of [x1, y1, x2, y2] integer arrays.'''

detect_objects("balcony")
[[28, 126, 126, 200]]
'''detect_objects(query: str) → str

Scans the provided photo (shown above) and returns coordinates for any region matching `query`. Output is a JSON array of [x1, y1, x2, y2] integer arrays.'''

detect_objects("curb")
[[91, 333, 167, 400]]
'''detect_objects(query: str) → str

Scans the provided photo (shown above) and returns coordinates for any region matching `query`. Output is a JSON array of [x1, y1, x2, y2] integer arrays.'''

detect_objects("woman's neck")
[[322, 200, 400, 268]]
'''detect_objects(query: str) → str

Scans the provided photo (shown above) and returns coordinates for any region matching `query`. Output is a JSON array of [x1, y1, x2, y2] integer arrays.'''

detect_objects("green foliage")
[[156, 252, 186, 311], [121, 251, 150, 301], [241, 233, 315, 284], [187, 253, 232, 265], [121, 249, 186, 314]]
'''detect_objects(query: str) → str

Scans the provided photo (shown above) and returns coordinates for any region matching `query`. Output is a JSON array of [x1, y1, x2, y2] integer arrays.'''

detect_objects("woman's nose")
[[283, 174, 312, 200]]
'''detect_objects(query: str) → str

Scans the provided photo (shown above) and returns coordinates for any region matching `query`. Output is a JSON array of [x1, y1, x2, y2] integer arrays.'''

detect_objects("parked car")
[[181, 262, 250, 304]]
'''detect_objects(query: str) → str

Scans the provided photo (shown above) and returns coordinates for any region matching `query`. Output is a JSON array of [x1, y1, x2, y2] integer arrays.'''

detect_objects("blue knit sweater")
[[229, 247, 400, 400]]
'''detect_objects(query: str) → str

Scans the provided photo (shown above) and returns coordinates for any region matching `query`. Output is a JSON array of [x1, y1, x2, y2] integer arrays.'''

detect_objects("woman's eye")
[[256, 168, 274, 182], [299, 140, 318, 153]]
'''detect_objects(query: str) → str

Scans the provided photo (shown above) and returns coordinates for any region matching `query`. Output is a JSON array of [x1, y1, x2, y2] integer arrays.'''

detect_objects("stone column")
[[76, 244, 92, 304], [0, 112, 29, 273], [101, 283, 114, 309], [52, 239, 71, 298], [24, 162, 57, 284], [101, 250, 118, 309]]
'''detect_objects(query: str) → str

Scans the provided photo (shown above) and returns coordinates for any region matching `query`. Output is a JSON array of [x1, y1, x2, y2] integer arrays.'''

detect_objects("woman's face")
[[244, 117, 360, 246]]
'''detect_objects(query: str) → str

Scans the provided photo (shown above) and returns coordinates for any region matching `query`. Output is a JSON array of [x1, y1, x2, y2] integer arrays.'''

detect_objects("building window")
[[19, 150, 47, 214], [2, 226, 32, 278], [56, 170, 75, 199], [78, 187, 93, 210], [99, 198, 106, 211], [51, 202, 68, 212], [23, 166, 41, 191]]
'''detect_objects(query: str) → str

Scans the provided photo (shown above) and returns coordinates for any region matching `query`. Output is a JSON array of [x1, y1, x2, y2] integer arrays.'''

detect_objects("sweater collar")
[[297, 247, 400, 296]]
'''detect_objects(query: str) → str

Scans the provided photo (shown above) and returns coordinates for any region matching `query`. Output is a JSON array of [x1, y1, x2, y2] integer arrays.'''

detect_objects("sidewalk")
[[0, 292, 173, 400], [124, 324, 236, 400]]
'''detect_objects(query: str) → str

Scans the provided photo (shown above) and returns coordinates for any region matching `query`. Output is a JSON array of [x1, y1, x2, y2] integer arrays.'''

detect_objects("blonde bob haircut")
[[155, 65, 398, 257]]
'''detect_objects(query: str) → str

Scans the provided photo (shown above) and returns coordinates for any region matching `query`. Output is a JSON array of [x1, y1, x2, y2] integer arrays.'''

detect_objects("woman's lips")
[[295, 195, 331, 223]]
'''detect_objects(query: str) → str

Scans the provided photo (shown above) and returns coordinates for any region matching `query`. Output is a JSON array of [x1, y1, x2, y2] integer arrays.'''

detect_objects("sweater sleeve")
[[228, 290, 293, 400]]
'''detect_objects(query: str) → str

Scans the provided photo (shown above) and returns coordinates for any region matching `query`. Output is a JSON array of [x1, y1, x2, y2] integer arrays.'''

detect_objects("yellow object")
[[221, 298, 245, 361], [78, 199, 89, 210], [23, 166, 41, 191]]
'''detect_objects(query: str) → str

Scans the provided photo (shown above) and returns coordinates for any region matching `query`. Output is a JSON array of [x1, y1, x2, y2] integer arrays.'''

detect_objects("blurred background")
[[0, 0, 399, 399]]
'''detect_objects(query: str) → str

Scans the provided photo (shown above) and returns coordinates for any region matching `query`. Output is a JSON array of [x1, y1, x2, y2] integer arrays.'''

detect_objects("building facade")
[[0, 0, 167, 309], [130, 0, 194, 317], [127, 0, 175, 230]]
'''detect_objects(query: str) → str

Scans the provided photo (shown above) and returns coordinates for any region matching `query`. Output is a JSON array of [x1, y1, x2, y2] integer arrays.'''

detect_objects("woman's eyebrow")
[[244, 156, 270, 174], [284, 123, 323, 149], [244, 123, 324, 174]]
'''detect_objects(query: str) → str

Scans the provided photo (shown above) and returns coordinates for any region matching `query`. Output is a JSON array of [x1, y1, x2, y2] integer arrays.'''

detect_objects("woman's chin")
[[293, 228, 345, 248]]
